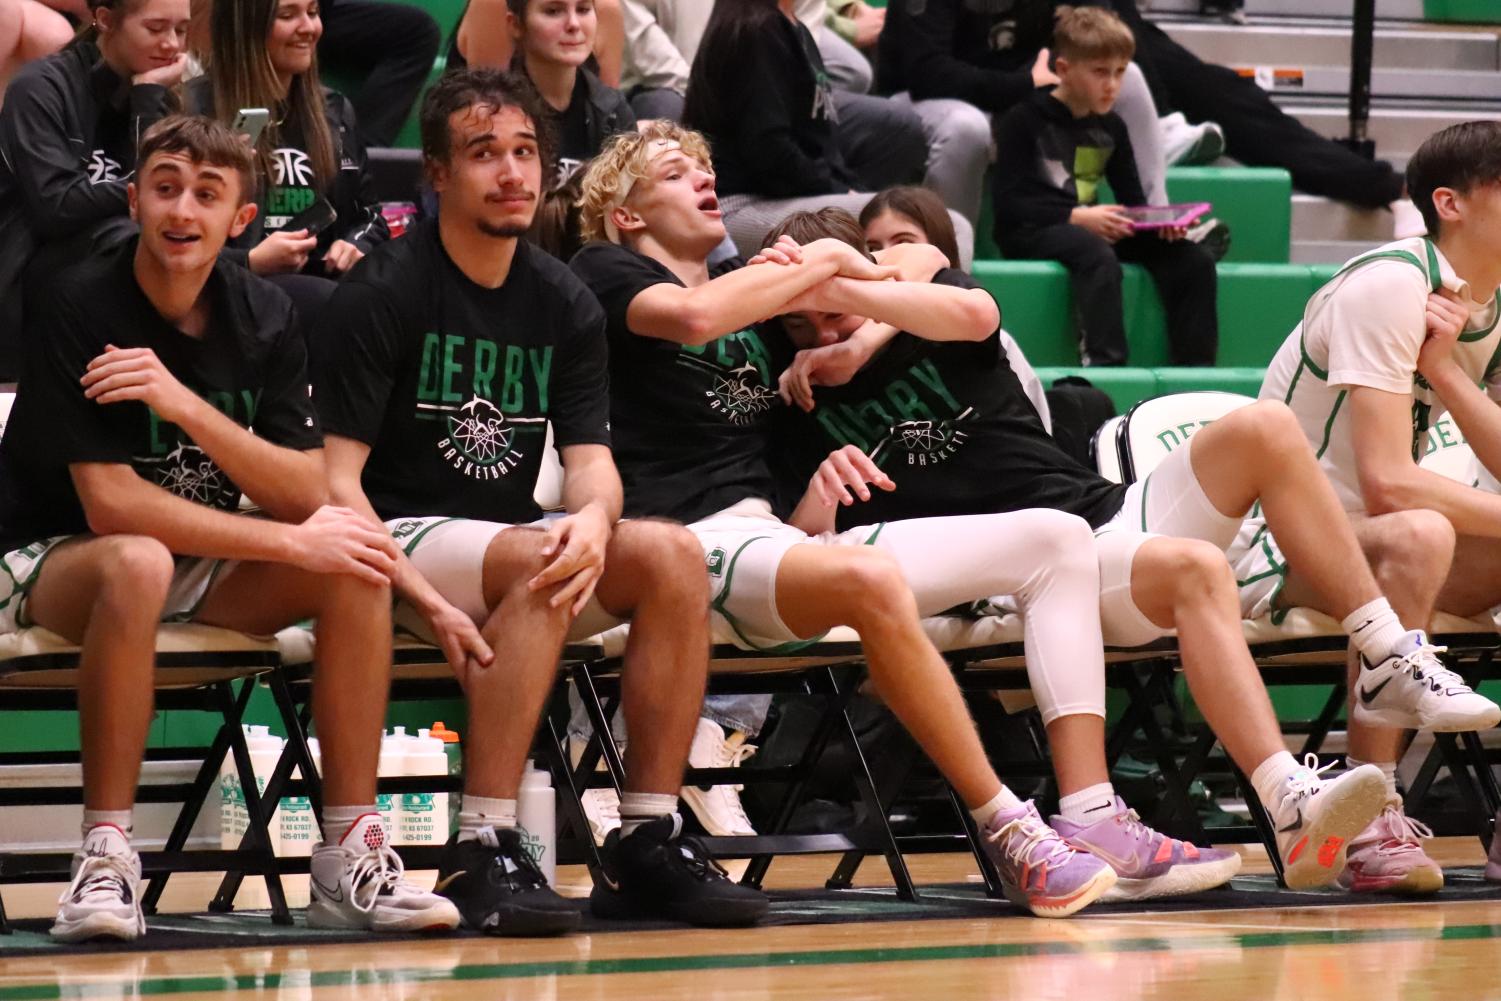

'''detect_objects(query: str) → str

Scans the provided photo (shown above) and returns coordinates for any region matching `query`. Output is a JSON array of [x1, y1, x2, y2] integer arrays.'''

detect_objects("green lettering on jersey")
[[241, 389, 260, 426], [473, 339, 499, 399], [417, 333, 443, 402], [146, 390, 254, 456], [500, 345, 526, 412], [816, 407, 872, 452], [441, 335, 466, 403], [527, 347, 552, 412], [908, 359, 962, 413], [268, 187, 316, 217], [883, 379, 933, 423]]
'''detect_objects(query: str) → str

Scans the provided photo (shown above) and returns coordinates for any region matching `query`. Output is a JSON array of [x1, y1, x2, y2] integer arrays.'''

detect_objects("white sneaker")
[[307, 813, 460, 932], [680, 719, 758, 837], [1271, 755, 1388, 890], [1161, 111, 1226, 166], [570, 737, 621, 845], [51, 825, 145, 942], [1352, 632, 1501, 732]]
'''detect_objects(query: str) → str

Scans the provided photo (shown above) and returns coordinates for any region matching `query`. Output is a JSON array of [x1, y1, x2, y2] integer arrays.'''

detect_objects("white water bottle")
[[517, 761, 556, 886], [400, 729, 450, 847], [377, 730, 404, 837], [218, 729, 246, 850], [245, 725, 285, 847], [278, 739, 319, 859]]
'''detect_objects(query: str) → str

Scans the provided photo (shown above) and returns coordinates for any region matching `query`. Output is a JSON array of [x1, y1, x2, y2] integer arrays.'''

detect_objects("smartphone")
[[231, 107, 271, 147], [283, 198, 338, 238], [1121, 202, 1212, 232]]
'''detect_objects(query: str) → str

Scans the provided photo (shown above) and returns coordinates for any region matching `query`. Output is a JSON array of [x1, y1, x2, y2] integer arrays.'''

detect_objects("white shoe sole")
[[1352, 700, 1501, 733], [1281, 767, 1388, 890], [1102, 852, 1242, 902], [680, 786, 757, 837], [307, 898, 461, 932], [51, 909, 144, 942], [1006, 865, 1118, 918]]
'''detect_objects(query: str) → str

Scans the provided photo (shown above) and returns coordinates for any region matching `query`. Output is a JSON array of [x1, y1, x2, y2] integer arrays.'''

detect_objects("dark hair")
[[859, 187, 960, 268], [762, 207, 872, 260], [1405, 121, 1501, 238], [73, 0, 156, 50], [420, 68, 555, 178], [529, 163, 585, 260], [207, 0, 336, 192], [683, 0, 781, 134], [137, 114, 257, 203]]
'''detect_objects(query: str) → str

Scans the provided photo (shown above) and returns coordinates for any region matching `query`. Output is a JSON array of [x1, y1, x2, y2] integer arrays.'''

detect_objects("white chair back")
[[1092, 415, 1125, 484], [1118, 392, 1256, 483]]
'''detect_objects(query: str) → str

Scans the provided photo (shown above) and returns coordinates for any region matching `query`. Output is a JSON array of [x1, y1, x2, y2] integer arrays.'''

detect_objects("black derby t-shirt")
[[315, 221, 611, 523], [569, 242, 792, 525], [0, 239, 321, 551], [774, 269, 1127, 532]]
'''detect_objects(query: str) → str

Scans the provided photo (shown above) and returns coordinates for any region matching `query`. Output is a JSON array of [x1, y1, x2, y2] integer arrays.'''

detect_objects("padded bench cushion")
[[0, 623, 279, 689]]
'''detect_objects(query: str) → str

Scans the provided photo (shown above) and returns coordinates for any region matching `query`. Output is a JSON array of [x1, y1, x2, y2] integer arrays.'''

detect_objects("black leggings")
[[318, 0, 441, 148], [1001, 224, 1218, 368]]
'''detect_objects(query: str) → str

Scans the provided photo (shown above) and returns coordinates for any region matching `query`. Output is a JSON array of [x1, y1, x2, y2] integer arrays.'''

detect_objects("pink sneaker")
[[1051, 798, 1241, 901], [981, 801, 1117, 917], [1336, 800, 1444, 895]]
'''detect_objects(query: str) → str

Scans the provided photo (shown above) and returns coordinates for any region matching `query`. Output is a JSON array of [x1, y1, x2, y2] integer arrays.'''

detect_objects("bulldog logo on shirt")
[[139, 443, 237, 508], [439, 397, 524, 478], [87, 150, 123, 184], [873, 412, 974, 468], [678, 330, 778, 427]]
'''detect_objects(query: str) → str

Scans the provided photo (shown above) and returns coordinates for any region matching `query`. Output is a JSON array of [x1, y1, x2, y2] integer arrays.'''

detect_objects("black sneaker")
[[590, 816, 769, 927], [434, 827, 581, 936], [1187, 217, 1232, 262]]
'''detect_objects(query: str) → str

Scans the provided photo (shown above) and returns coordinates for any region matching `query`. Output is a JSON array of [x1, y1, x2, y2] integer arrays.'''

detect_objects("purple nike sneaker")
[[981, 801, 1117, 917], [1050, 797, 1241, 901]]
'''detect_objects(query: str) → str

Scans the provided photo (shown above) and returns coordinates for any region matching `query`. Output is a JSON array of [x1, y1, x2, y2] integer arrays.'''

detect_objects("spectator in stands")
[[189, 0, 388, 328], [0, 0, 187, 369], [682, 0, 971, 266], [0, 114, 460, 943], [317, 0, 440, 148], [0, 0, 79, 106], [1103, 0, 1418, 229], [878, 0, 1220, 227], [451, 0, 624, 87], [992, 7, 1216, 367]]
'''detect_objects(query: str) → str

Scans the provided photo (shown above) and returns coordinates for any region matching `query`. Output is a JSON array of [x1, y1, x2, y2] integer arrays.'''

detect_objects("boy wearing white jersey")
[[1235, 120, 1501, 894]]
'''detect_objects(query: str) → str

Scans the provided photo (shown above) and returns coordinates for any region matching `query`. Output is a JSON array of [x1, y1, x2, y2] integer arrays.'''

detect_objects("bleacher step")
[[1284, 103, 1498, 156], [1291, 194, 1394, 243], [1145, 0, 1424, 20], [1161, 21, 1499, 73], [1291, 238, 1387, 263]]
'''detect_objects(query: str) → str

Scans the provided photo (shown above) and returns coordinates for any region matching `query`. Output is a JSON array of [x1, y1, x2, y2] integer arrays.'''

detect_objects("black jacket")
[[991, 89, 1145, 231], [185, 78, 389, 277], [877, 0, 1060, 112], [688, 14, 855, 198], [0, 41, 173, 353]]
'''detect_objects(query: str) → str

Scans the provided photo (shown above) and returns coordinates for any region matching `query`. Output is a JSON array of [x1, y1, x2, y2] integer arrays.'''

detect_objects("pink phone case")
[[1123, 202, 1212, 232]]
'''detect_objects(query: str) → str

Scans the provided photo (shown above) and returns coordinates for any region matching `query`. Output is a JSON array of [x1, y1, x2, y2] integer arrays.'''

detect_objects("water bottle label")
[[516, 825, 546, 866], [401, 793, 435, 812]]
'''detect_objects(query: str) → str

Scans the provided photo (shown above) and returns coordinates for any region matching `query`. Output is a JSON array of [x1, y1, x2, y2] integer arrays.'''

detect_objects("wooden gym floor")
[[1, 839, 1497, 1000]]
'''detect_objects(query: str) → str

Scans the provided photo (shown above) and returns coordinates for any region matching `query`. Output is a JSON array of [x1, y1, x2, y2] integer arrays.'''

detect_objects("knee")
[[1161, 539, 1236, 601], [1369, 509, 1456, 581], [940, 103, 992, 159], [319, 569, 393, 616], [96, 536, 174, 609], [610, 520, 710, 602], [842, 550, 918, 628], [1227, 400, 1307, 460], [1023, 511, 1099, 582]]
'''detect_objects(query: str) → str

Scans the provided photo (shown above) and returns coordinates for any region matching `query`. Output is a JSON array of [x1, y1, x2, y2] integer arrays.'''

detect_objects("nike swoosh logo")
[[600, 871, 621, 892], [1360, 676, 1394, 705], [311, 876, 344, 903], [1068, 840, 1146, 875], [1276, 810, 1303, 835], [432, 870, 466, 894]]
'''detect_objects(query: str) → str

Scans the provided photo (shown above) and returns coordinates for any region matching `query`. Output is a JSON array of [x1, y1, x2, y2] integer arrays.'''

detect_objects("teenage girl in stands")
[[188, 0, 387, 299]]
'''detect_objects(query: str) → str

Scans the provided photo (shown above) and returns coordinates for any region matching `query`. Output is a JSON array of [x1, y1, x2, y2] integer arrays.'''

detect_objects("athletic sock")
[[1057, 782, 1118, 825], [322, 804, 380, 847], [618, 791, 681, 837], [457, 796, 518, 842], [969, 785, 1024, 828], [1343, 599, 1410, 665], [1345, 756, 1399, 800], [80, 811, 133, 854], [1250, 751, 1306, 829]]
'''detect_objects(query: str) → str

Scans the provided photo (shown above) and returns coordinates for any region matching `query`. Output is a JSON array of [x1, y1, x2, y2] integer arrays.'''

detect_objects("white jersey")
[[1259, 237, 1501, 514]]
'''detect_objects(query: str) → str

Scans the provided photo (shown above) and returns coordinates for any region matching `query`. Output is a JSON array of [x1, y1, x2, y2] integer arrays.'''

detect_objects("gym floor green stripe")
[[2, 920, 1499, 999]]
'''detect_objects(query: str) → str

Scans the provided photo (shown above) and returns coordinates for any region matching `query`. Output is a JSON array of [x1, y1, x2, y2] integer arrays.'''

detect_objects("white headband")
[[602, 139, 684, 244]]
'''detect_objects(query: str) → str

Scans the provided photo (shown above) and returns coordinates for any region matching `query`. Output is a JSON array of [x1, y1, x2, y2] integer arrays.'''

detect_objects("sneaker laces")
[[347, 844, 419, 913], [1396, 642, 1470, 694], [477, 828, 549, 891], [1284, 753, 1339, 808], [584, 788, 621, 827], [713, 737, 758, 793], [60, 854, 134, 906], [669, 835, 732, 884], [1377, 803, 1434, 848], [988, 813, 1076, 869]]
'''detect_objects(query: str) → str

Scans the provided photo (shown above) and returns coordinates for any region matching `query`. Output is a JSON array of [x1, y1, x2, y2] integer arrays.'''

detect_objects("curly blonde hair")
[[576, 121, 715, 244]]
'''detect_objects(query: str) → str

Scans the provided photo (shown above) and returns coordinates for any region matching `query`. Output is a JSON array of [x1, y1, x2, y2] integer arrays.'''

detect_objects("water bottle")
[[517, 760, 556, 886], [430, 721, 463, 836], [400, 729, 450, 847]]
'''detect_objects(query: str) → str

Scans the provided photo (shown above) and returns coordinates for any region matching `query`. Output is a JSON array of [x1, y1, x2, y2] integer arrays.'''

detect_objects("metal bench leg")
[[540, 713, 604, 875], [1231, 760, 1284, 887], [216, 684, 291, 924]]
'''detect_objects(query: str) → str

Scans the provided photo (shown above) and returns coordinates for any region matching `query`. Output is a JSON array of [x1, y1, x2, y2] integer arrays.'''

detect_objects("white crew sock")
[[80, 810, 133, 854], [619, 791, 681, 837], [1250, 751, 1307, 829], [1343, 598, 1410, 665], [1345, 756, 1399, 800], [970, 785, 1024, 828], [457, 795, 518, 842], [321, 804, 379, 847], [1057, 782, 1118, 825]]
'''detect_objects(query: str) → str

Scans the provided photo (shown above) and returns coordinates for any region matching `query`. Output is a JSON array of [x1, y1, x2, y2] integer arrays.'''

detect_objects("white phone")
[[231, 107, 271, 147]]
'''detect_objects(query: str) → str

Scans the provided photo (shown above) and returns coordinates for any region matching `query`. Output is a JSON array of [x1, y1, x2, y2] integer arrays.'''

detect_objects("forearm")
[[87, 478, 300, 563], [455, 0, 513, 67], [562, 462, 624, 523], [1429, 364, 1501, 483], [173, 399, 326, 521], [655, 254, 842, 344], [812, 278, 997, 341], [1366, 466, 1501, 537]]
